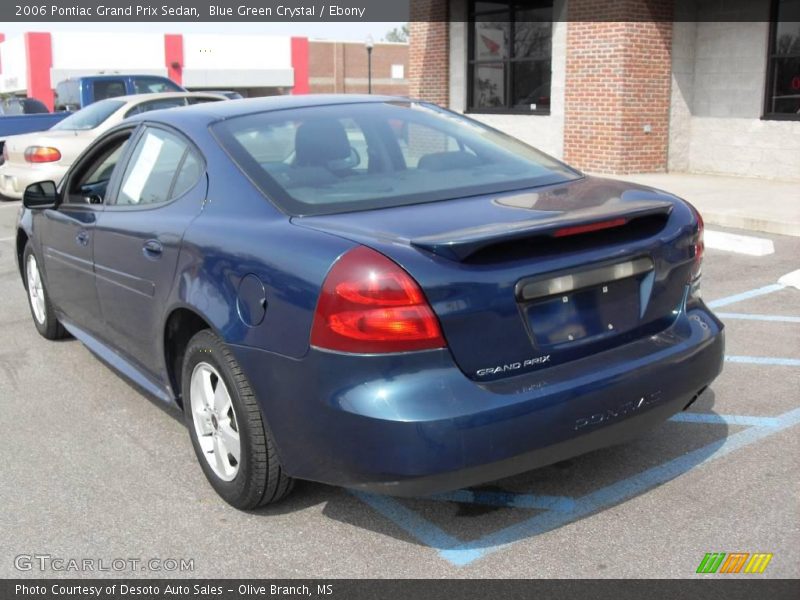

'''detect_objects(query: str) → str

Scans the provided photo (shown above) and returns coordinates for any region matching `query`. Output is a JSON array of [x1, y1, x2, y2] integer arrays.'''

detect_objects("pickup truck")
[[54, 74, 185, 111]]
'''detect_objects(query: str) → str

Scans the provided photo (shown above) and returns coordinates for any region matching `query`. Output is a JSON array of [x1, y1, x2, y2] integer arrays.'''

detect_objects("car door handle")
[[76, 231, 89, 247], [142, 240, 163, 258]]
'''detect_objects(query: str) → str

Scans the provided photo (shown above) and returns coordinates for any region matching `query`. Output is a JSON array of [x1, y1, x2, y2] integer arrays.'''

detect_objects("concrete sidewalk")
[[612, 172, 800, 237]]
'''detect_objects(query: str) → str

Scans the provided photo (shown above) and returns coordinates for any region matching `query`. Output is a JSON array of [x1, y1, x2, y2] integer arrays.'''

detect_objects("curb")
[[702, 211, 800, 238]]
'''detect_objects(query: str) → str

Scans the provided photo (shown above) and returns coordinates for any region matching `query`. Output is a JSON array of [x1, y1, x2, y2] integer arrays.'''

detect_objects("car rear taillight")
[[1, 144, 8, 163], [690, 207, 704, 281], [24, 146, 61, 163], [310, 246, 446, 353], [688, 206, 704, 298]]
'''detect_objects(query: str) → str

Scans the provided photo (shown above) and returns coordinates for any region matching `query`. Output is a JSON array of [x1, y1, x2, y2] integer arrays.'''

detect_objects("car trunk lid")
[[294, 176, 698, 381]]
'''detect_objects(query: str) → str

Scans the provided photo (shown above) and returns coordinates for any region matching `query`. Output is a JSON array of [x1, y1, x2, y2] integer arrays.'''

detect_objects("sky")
[[1, 21, 407, 42]]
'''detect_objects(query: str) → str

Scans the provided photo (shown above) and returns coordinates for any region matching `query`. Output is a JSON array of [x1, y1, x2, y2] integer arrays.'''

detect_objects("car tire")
[[182, 329, 294, 509], [23, 242, 68, 340]]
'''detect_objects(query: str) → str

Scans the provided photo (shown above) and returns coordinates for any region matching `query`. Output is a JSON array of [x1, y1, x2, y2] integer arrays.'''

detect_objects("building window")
[[764, 0, 800, 119], [467, 0, 553, 114]]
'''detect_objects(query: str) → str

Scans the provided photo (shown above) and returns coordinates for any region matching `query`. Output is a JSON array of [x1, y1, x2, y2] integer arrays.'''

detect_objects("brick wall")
[[308, 41, 408, 96], [564, 0, 673, 174], [409, 0, 449, 105]]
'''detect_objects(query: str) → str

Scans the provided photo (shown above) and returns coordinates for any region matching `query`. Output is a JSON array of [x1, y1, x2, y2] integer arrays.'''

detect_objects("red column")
[[0, 34, 5, 75], [164, 34, 183, 86], [25, 32, 53, 111], [291, 37, 309, 95]]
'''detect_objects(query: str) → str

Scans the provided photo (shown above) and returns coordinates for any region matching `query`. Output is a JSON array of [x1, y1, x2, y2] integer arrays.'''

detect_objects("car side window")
[[84, 144, 126, 185], [115, 128, 202, 206], [171, 151, 202, 198], [64, 134, 132, 205], [93, 79, 126, 102], [132, 77, 183, 94], [186, 96, 224, 105]]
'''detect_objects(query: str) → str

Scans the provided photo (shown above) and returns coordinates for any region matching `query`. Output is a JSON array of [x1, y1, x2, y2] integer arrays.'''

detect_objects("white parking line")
[[778, 269, 800, 290], [704, 229, 775, 256], [0, 236, 15, 242], [0, 202, 20, 209]]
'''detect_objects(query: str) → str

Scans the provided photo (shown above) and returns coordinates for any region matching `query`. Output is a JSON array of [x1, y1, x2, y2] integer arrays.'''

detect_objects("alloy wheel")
[[26, 254, 46, 324], [189, 362, 241, 482]]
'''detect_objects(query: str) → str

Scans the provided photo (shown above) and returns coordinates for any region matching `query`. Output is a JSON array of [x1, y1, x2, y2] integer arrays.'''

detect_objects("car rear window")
[[51, 99, 125, 131], [211, 101, 580, 216]]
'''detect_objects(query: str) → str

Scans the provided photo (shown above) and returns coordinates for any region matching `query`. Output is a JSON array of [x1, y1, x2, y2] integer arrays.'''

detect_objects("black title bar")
[[3, 579, 799, 600], [1, 0, 780, 23]]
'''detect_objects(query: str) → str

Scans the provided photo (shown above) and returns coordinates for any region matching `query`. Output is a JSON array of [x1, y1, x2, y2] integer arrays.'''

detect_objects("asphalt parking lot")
[[0, 199, 798, 579]]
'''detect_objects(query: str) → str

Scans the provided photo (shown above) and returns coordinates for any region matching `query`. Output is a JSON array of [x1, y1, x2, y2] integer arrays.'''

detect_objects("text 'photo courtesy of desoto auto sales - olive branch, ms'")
[[0, 0, 798, 598]]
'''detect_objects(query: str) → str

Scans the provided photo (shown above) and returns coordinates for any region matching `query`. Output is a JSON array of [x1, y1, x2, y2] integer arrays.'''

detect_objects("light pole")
[[365, 35, 374, 94]]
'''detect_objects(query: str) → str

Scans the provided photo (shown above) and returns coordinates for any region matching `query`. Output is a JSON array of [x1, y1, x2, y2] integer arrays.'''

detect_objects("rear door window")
[[92, 79, 127, 102], [132, 77, 183, 94], [115, 128, 202, 206]]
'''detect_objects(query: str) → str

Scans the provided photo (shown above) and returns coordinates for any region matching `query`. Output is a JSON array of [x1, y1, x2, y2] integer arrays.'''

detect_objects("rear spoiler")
[[409, 199, 674, 261]]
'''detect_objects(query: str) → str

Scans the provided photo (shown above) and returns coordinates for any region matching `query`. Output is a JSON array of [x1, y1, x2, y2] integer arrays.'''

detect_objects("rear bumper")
[[356, 385, 707, 496], [231, 303, 724, 497], [0, 163, 67, 199]]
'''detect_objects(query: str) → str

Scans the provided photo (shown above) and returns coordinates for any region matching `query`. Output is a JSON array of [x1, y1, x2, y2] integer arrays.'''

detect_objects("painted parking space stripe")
[[352, 491, 463, 550], [778, 269, 800, 290], [669, 413, 781, 427], [436, 406, 800, 566], [704, 230, 775, 256], [354, 406, 800, 567], [706, 284, 785, 309], [725, 355, 800, 367], [716, 312, 800, 323]]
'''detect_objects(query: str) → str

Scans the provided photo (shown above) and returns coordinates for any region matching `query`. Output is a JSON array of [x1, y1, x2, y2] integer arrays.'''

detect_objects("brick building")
[[408, 0, 800, 180], [309, 40, 408, 95]]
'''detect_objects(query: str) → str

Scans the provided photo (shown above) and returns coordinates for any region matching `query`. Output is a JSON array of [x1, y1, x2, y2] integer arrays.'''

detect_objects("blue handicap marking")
[[669, 412, 781, 427], [352, 408, 800, 567], [352, 282, 800, 567], [725, 355, 800, 366], [716, 312, 800, 323], [706, 283, 786, 309]]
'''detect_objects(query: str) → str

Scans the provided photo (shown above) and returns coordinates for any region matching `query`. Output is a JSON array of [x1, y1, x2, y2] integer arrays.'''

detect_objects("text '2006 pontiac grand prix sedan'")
[[16, 95, 724, 509]]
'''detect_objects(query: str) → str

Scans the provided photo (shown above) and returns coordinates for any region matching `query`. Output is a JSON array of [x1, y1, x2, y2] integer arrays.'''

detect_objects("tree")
[[384, 24, 409, 43]]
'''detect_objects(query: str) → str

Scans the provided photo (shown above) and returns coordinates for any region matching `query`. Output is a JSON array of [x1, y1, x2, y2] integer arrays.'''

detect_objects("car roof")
[[128, 94, 410, 126], [58, 74, 174, 83], [108, 91, 228, 105]]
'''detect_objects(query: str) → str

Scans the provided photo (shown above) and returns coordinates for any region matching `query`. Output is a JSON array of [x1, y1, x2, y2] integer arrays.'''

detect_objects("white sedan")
[[0, 92, 226, 200]]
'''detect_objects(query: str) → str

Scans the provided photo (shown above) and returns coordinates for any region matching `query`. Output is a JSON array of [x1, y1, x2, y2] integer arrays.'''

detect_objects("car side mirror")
[[23, 181, 59, 209]]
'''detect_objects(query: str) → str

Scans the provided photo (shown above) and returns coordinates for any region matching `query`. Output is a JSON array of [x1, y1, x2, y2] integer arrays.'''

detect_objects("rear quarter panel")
[[163, 124, 355, 359]]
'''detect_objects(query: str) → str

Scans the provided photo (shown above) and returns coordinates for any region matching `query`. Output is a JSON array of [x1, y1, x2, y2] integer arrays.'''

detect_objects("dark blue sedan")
[[15, 95, 724, 509]]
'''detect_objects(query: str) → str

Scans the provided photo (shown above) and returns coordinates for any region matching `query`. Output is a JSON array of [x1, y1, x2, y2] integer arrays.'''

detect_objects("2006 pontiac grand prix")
[[16, 95, 724, 509]]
